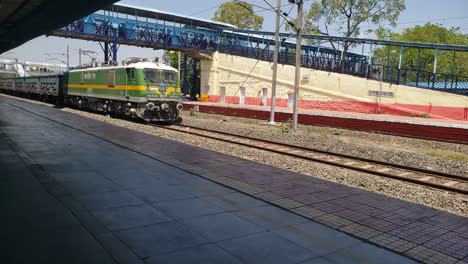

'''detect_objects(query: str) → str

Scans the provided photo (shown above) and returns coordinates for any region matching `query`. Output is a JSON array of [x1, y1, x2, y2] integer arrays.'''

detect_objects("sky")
[[3, 0, 467, 66]]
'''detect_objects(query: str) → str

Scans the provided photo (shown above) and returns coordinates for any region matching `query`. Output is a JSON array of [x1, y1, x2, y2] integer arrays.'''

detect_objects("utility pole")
[[178, 51, 181, 88], [78, 48, 82, 68], [269, 0, 281, 124], [66, 45, 70, 70], [292, 0, 303, 133]]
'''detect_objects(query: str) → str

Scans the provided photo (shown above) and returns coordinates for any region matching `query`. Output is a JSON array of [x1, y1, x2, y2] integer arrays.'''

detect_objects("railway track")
[[154, 123, 468, 195]]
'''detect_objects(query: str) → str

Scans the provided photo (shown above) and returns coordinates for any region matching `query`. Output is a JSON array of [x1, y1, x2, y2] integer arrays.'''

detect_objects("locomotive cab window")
[[162, 71, 176, 83], [80, 72, 84, 84], [144, 69, 177, 84], [143, 69, 159, 83], [129, 69, 135, 80], [107, 71, 115, 87]]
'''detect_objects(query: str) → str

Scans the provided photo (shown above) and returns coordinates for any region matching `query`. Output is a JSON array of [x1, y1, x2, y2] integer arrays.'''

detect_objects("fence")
[[218, 44, 468, 96]]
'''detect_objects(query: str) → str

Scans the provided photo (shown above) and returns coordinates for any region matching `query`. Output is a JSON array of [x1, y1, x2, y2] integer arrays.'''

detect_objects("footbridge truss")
[[49, 3, 234, 60], [49, 3, 365, 62]]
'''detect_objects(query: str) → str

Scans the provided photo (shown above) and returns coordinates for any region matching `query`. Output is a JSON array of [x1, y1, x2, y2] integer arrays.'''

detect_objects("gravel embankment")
[[2, 94, 467, 216]]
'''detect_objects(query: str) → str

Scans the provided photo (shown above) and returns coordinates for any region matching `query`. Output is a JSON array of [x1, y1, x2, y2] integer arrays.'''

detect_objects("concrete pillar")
[[200, 52, 218, 97]]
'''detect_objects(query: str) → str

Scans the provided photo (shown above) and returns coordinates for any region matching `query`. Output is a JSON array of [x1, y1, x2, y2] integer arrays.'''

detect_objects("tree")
[[373, 23, 468, 76], [164, 50, 179, 70], [212, 1, 264, 30], [304, 0, 406, 56]]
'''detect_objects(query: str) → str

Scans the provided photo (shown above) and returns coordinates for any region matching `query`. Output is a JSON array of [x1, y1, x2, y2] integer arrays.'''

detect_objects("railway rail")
[[155, 123, 468, 195]]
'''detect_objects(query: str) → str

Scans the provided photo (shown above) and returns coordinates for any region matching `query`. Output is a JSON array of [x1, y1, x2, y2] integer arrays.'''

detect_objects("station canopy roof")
[[103, 3, 237, 30], [0, 0, 118, 54]]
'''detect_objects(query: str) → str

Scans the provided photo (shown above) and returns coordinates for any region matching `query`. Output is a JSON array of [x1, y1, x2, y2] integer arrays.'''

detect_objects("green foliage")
[[424, 149, 468, 162], [164, 51, 179, 69], [279, 119, 292, 133], [410, 113, 430, 118], [189, 108, 197, 117], [212, 1, 264, 30], [305, 0, 405, 37], [300, 0, 405, 52], [331, 129, 343, 136], [373, 23, 468, 76]]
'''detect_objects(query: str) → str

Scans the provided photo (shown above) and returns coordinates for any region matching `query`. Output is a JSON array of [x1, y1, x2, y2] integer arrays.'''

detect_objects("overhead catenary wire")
[[235, 1, 467, 47], [235, 0, 274, 13], [235, 0, 311, 14], [233, 0, 296, 93], [247, 1, 468, 36], [315, 13, 468, 34], [249, 1, 468, 38], [235, 0, 295, 30], [218, 0, 297, 115], [186, 0, 301, 18], [188, 4, 222, 17]]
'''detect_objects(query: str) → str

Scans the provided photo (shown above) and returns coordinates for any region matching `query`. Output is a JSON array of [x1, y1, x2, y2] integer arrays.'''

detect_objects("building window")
[[262, 88, 268, 106], [288, 93, 294, 108], [219, 86, 226, 103], [239, 87, 246, 105]]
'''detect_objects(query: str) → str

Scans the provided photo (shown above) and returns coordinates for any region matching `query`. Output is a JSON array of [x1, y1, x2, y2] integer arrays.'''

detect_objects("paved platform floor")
[[0, 95, 466, 264]]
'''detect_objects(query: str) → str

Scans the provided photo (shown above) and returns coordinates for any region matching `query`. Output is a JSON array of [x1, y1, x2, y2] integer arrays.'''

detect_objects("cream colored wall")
[[200, 52, 468, 108]]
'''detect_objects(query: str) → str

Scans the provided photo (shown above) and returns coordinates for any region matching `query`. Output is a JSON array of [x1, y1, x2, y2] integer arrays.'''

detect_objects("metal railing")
[[52, 13, 220, 54], [219, 45, 468, 96], [368, 66, 468, 94]]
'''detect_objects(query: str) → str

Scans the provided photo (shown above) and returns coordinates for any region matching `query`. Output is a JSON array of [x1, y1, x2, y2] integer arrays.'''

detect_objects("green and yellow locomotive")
[[66, 60, 183, 122], [0, 59, 184, 123]]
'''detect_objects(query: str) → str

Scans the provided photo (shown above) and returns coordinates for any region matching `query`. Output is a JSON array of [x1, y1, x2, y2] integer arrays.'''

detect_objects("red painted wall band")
[[208, 95, 468, 121]]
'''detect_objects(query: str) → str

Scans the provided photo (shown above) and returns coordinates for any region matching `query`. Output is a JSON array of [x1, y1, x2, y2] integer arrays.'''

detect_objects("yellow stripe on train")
[[66, 84, 181, 93], [66, 84, 147, 90]]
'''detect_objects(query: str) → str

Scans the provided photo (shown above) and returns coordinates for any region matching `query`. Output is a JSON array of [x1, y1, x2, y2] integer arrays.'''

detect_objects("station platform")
[[182, 101, 468, 143], [1, 94, 467, 264]]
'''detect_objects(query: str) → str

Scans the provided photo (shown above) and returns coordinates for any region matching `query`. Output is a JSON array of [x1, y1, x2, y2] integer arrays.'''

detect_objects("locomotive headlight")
[[176, 103, 183, 110], [146, 102, 155, 110], [161, 103, 169, 111]]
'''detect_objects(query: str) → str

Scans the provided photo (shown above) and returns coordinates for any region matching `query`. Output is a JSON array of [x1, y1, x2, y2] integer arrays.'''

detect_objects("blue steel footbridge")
[[50, 3, 229, 61], [48, 3, 468, 95], [50, 3, 359, 61]]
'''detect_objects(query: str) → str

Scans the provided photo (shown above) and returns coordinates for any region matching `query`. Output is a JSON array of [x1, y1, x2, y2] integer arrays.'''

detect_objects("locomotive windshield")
[[144, 69, 177, 84]]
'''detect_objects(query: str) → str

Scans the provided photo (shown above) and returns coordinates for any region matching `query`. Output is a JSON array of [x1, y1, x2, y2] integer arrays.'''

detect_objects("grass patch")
[[424, 149, 468, 162], [189, 108, 197, 117], [301, 128, 330, 137], [279, 119, 292, 133], [302, 128, 314, 135], [317, 130, 330, 137]]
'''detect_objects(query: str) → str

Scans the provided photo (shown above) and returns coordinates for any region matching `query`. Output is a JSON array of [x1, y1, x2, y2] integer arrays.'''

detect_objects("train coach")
[[0, 59, 184, 123], [0, 74, 64, 104]]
